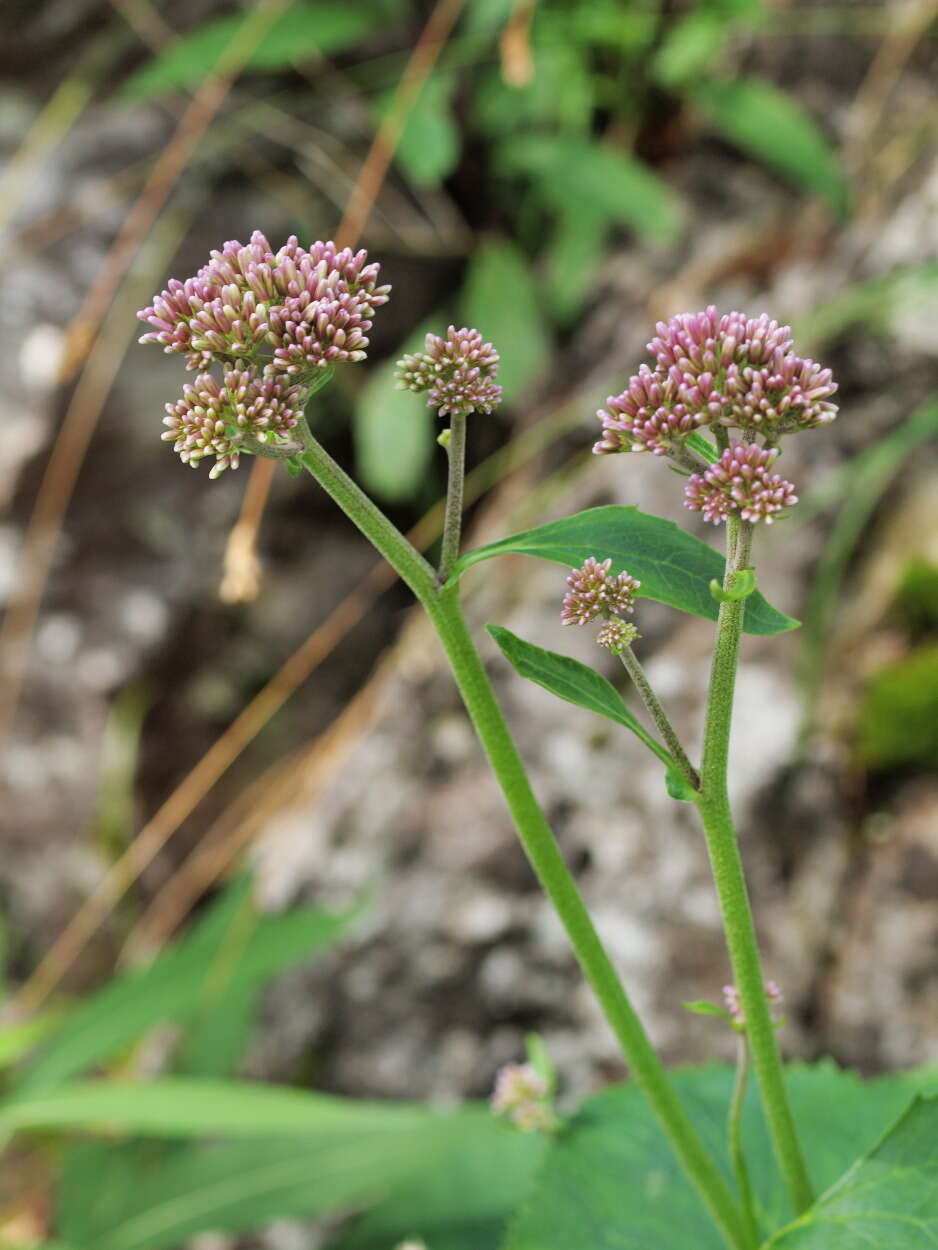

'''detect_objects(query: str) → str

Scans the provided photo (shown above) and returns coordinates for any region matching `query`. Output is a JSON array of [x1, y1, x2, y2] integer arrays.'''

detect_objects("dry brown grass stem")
[[222, 0, 467, 602], [0, 0, 294, 754]]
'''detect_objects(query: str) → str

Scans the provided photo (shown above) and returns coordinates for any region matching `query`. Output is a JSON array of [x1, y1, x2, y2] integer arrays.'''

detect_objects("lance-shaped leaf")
[[453, 507, 798, 635], [487, 626, 675, 769]]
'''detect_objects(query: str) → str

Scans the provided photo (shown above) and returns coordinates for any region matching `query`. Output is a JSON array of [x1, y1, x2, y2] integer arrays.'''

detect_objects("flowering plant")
[[132, 240, 936, 1249]]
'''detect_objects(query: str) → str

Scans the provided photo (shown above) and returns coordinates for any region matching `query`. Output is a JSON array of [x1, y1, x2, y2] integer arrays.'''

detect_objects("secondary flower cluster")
[[595, 307, 837, 526], [723, 980, 784, 1031], [138, 232, 390, 475], [561, 557, 640, 653], [491, 1062, 555, 1133], [395, 325, 502, 417]]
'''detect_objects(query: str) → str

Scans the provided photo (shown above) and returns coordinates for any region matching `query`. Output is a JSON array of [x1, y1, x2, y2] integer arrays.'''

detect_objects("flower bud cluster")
[[162, 369, 304, 479], [491, 1062, 555, 1133], [395, 325, 502, 417], [561, 557, 641, 653], [139, 232, 390, 476], [594, 306, 837, 526], [685, 443, 798, 526]]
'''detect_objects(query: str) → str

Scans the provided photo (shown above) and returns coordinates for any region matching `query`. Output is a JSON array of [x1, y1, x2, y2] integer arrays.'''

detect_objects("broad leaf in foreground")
[[764, 1096, 938, 1248], [452, 507, 798, 635], [505, 1064, 938, 1250]]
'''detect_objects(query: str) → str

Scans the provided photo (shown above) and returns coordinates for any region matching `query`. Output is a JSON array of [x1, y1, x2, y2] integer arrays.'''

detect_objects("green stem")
[[729, 1036, 759, 1247], [617, 645, 700, 791], [438, 411, 466, 582], [295, 429, 751, 1250], [698, 516, 814, 1214]]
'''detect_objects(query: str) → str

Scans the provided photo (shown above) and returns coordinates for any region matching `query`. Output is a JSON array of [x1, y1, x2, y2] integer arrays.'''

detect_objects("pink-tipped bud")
[[684, 442, 798, 525], [395, 326, 502, 417], [561, 557, 640, 626]]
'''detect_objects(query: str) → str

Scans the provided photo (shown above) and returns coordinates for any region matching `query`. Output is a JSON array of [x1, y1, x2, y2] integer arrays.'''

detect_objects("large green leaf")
[[18, 880, 355, 1091], [486, 625, 676, 771], [451, 506, 798, 635], [459, 237, 550, 403], [506, 1064, 938, 1250], [355, 321, 438, 503], [121, 3, 379, 100], [692, 77, 848, 216], [499, 136, 682, 244], [53, 1109, 527, 1250], [764, 1096, 938, 1248]]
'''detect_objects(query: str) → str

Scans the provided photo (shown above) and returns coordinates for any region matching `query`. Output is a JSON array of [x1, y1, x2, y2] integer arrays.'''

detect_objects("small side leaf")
[[710, 569, 757, 604], [456, 507, 798, 636], [486, 625, 675, 771], [683, 1000, 733, 1023]]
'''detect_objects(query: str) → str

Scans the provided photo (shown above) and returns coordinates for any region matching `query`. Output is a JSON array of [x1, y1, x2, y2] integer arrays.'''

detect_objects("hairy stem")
[[698, 516, 814, 1214], [438, 411, 466, 582], [296, 429, 751, 1250], [729, 1035, 759, 1247], [617, 645, 700, 790]]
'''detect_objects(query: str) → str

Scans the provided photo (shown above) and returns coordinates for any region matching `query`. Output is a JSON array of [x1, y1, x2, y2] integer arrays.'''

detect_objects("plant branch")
[[438, 411, 467, 582], [617, 645, 700, 790], [729, 1035, 759, 1248]]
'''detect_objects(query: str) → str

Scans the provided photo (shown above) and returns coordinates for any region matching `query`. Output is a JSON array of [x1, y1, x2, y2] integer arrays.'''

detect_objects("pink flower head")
[[596, 618, 640, 654], [162, 366, 302, 478], [684, 442, 798, 525], [561, 557, 641, 626], [723, 980, 785, 1029], [594, 306, 837, 458], [395, 326, 502, 417]]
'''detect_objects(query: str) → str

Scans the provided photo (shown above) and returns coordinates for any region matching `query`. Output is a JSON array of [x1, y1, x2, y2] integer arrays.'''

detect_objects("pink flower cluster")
[[723, 980, 784, 1030], [162, 369, 303, 479], [684, 443, 798, 525], [395, 325, 502, 417], [561, 557, 640, 626], [138, 232, 389, 377], [594, 306, 837, 525], [561, 557, 641, 652], [138, 232, 390, 476], [596, 307, 837, 458]]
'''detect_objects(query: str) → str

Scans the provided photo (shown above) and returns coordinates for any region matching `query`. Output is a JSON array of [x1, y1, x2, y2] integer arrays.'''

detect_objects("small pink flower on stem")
[[395, 326, 502, 417], [684, 443, 798, 526], [561, 557, 640, 626]]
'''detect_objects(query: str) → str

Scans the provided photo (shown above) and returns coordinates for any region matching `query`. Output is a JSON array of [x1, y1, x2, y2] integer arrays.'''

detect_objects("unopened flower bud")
[[684, 442, 797, 525], [561, 557, 640, 626], [395, 326, 502, 417]]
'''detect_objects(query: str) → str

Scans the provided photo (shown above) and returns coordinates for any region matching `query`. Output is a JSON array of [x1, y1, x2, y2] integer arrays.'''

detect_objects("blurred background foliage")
[[1, 0, 938, 1246]]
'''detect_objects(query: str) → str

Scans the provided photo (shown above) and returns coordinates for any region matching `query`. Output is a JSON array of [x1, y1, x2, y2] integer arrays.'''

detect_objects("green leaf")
[[653, 12, 729, 89], [710, 568, 757, 604], [683, 1000, 733, 1022], [121, 3, 380, 99], [459, 237, 551, 403], [455, 507, 798, 635], [500, 137, 682, 244], [381, 74, 460, 187], [764, 1096, 938, 1248], [505, 1063, 938, 1250], [544, 205, 609, 321], [692, 77, 848, 216], [331, 1113, 545, 1250], [666, 768, 698, 802], [1, 1077, 432, 1138], [54, 1109, 523, 1250], [18, 880, 356, 1092], [355, 323, 437, 503], [686, 431, 720, 464], [486, 625, 676, 772]]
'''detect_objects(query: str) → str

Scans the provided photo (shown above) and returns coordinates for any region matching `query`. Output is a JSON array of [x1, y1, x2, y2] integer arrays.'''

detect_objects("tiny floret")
[[723, 980, 784, 1029], [684, 442, 798, 525], [597, 618, 640, 654], [395, 326, 502, 417], [491, 1062, 555, 1133], [561, 557, 640, 626], [162, 366, 303, 478]]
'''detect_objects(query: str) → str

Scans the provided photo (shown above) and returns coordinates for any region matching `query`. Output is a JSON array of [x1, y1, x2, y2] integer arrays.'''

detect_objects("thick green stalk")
[[697, 516, 814, 1214], [295, 429, 750, 1250], [438, 411, 466, 582]]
